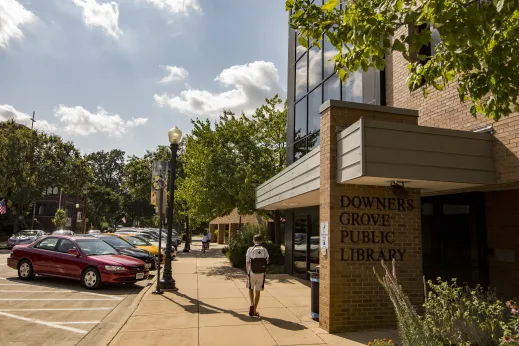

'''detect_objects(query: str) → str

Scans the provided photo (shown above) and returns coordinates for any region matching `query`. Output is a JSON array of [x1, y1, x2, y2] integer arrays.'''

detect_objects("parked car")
[[92, 234, 156, 269], [107, 233, 164, 264], [7, 235, 149, 289], [117, 228, 180, 249], [117, 233, 176, 259], [88, 230, 102, 235], [52, 230, 74, 236], [7, 230, 46, 249]]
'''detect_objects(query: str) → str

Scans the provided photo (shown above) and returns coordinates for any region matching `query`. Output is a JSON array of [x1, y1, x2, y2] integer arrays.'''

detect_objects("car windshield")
[[53, 230, 73, 235], [18, 231, 38, 237], [76, 239, 118, 256], [124, 236, 150, 246], [136, 233, 155, 241], [100, 236, 133, 249], [143, 232, 159, 240]]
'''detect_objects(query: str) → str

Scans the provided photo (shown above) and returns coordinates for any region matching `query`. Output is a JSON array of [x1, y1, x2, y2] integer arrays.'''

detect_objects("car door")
[[53, 239, 83, 278], [32, 237, 60, 275]]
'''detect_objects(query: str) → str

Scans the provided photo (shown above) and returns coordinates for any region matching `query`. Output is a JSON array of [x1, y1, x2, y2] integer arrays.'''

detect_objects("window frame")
[[34, 237, 60, 251]]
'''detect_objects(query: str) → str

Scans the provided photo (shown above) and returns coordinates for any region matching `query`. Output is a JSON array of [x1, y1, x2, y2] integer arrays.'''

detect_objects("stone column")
[[229, 223, 238, 240], [318, 101, 423, 333], [217, 223, 225, 244], [209, 224, 217, 243]]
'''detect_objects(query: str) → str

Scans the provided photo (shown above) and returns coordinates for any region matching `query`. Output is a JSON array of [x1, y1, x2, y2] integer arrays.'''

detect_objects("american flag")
[[121, 217, 126, 224], [0, 199, 6, 215]]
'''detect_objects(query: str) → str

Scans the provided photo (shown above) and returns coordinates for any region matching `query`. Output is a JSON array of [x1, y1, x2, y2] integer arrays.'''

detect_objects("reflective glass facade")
[[288, 1, 363, 164]]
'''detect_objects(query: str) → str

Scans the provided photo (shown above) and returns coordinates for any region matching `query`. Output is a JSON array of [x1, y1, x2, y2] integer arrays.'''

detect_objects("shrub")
[[368, 339, 395, 346], [227, 223, 284, 270], [52, 209, 67, 230]]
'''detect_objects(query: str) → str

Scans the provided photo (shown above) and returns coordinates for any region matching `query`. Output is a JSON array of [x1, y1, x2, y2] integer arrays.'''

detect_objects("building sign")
[[338, 195, 413, 262], [320, 222, 329, 255]]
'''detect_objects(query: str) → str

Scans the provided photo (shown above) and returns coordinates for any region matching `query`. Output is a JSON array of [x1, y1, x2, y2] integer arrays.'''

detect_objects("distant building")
[[35, 187, 86, 233]]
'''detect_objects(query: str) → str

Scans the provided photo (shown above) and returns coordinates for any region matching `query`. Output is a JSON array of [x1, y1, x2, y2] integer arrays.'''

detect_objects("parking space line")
[[0, 311, 88, 334], [0, 283, 23, 286], [0, 298, 121, 301], [0, 308, 112, 311], [0, 290, 124, 300], [54, 321, 100, 324]]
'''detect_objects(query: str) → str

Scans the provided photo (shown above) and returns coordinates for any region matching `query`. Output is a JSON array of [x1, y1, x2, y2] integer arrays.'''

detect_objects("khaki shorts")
[[247, 272, 265, 291]]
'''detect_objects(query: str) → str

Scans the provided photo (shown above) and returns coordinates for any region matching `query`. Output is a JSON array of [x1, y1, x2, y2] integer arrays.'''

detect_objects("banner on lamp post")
[[151, 160, 168, 215]]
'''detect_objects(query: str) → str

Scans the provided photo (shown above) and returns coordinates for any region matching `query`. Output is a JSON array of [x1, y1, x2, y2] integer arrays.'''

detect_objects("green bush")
[[52, 209, 67, 230], [227, 224, 284, 270]]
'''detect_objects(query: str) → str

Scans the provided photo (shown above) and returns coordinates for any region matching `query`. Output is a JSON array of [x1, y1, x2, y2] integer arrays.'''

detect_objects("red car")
[[7, 235, 149, 290]]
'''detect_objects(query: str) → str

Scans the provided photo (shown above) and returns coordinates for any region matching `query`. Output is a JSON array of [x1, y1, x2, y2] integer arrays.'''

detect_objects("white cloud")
[[153, 61, 286, 119], [0, 0, 37, 49], [71, 0, 123, 39], [0, 104, 57, 132], [54, 105, 148, 137], [159, 65, 188, 83], [141, 0, 201, 16]]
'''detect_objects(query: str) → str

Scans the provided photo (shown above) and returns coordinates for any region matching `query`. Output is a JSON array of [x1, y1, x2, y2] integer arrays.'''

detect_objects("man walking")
[[246, 234, 269, 317]]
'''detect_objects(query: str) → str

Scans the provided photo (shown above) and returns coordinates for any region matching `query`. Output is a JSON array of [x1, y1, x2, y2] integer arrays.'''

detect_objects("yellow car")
[[107, 233, 164, 264]]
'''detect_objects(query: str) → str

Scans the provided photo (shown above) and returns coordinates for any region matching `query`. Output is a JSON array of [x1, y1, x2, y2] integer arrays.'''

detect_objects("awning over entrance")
[[338, 118, 495, 190], [256, 147, 320, 210], [256, 118, 495, 211]]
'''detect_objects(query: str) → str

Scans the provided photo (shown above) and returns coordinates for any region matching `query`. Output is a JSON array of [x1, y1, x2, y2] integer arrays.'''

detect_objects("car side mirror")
[[67, 249, 80, 257]]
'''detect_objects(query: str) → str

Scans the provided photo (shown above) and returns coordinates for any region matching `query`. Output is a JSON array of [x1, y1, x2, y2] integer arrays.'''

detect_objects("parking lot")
[[0, 250, 152, 346]]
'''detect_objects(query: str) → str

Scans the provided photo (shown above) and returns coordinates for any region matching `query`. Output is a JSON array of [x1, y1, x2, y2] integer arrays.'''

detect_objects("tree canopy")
[[286, 0, 519, 120], [178, 94, 287, 223]]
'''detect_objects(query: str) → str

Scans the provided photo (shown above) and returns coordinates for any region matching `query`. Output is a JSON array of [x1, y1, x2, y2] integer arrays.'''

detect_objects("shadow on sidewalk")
[[159, 290, 306, 331]]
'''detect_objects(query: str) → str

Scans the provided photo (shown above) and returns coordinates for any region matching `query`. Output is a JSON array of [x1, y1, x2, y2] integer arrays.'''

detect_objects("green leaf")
[[298, 36, 309, 49], [338, 68, 348, 81], [322, 0, 338, 12], [285, 0, 295, 11], [392, 39, 405, 52], [496, 0, 504, 12]]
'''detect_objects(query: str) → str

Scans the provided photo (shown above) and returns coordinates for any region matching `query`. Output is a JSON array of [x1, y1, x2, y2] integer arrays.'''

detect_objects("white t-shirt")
[[202, 235, 209, 242], [246, 244, 269, 274]]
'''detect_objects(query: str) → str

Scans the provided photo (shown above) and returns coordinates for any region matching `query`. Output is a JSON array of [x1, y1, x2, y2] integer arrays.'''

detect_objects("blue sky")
[[0, 0, 288, 156]]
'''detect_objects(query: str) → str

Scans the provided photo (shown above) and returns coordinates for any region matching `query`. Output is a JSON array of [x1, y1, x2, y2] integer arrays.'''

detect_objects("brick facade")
[[386, 32, 519, 185], [319, 104, 424, 333]]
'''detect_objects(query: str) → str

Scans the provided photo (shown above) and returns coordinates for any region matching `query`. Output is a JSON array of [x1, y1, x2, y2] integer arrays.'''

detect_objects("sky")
[[0, 0, 288, 156]]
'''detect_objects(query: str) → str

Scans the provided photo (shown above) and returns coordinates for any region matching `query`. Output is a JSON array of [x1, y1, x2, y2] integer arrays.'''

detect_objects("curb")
[[76, 274, 157, 346]]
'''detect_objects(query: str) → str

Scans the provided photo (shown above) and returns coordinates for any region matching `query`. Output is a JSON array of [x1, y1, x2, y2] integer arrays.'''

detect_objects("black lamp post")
[[160, 126, 182, 290], [182, 215, 190, 252]]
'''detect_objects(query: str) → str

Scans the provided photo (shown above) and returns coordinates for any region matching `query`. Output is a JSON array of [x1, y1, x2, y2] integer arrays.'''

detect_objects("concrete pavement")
[[110, 238, 400, 346]]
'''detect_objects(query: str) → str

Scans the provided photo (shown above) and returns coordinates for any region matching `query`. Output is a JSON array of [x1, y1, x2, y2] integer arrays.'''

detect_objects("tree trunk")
[[274, 210, 281, 244], [185, 214, 190, 243]]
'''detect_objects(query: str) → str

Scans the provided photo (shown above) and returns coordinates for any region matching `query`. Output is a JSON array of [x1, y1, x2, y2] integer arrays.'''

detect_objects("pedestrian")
[[246, 234, 269, 317], [201, 231, 209, 252]]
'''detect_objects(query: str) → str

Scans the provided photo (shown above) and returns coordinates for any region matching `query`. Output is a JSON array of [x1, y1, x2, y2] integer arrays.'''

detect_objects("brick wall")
[[386, 29, 519, 184], [485, 189, 519, 299], [319, 104, 424, 333]]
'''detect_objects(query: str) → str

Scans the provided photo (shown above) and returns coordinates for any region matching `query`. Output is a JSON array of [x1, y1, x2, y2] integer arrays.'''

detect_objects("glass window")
[[57, 239, 76, 253], [294, 139, 307, 161], [296, 31, 307, 61], [100, 236, 133, 249], [308, 132, 320, 150], [323, 35, 338, 78], [308, 45, 322, 90], [308, 85, 322, 135], [35, 237, 59, 251], [124, 236, 150, 246], [295, 54, 307, 101], [294, 99, 307, 141], [342, 70, 363, 102], [323, 74, 340, 101], [76, 239, 118, 256]]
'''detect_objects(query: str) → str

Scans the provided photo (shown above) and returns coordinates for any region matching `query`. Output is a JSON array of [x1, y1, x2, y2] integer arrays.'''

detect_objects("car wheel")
[[82, 267, 101, 290], [18, 259, 35, 280]]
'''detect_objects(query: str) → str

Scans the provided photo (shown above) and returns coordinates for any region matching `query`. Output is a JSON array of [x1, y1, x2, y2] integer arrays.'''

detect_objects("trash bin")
[[309, 266, 320, 321]]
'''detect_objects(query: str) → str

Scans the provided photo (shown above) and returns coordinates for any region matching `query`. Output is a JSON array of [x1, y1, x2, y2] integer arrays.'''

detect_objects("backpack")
[[249, 245, 268, 274]]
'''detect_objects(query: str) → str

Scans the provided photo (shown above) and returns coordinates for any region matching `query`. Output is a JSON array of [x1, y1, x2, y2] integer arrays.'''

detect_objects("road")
[[0, 250, 152, 346]]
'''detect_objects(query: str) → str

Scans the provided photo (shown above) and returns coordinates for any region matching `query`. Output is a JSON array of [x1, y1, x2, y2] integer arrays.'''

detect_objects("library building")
[[254, 23, 519, 333]]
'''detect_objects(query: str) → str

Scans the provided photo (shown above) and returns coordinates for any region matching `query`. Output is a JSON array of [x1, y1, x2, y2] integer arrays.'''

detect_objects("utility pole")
[[30, 112, 37, 230]]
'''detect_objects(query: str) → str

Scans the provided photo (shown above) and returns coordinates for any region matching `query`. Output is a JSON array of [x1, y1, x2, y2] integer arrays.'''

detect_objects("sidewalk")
[[110, 239, 399, 346]]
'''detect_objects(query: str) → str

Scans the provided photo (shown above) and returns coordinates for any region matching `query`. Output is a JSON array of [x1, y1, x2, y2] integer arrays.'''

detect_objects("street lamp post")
[[182, 215, 190, 252], [72, 203, 79, 232], [160, 126, 182, 290]]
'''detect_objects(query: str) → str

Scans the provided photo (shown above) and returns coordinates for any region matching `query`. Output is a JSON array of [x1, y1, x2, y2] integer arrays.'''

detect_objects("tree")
[[0, 121, 87, 234], [178, 95, 287, 235], [286, 0, 519, 120], [52, 209, 67, 230], [85, 150, 125, 192]]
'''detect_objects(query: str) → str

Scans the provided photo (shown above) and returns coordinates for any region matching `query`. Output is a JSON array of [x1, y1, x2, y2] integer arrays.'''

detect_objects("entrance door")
[[421, 192, 488, 287], [292, 207, 320, 280]]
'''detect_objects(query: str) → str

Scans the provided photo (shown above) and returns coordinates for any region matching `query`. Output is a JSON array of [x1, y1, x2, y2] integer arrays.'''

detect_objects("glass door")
[[293, 216, 308, 279]]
